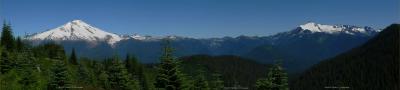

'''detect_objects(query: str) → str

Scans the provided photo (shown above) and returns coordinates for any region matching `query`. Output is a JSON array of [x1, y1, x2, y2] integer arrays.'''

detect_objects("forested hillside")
[[291, 24, 399, 89], [180, 55, 269, 89]]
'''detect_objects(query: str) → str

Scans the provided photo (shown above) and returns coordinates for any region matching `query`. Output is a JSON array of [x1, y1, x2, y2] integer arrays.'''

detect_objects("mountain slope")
[[291, 24, 399, 89], [27, 20, 123, 45], [245, 23, 379, 72]]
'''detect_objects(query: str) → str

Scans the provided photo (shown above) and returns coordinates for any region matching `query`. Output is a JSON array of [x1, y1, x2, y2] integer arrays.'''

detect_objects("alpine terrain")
[[25, 20, 380, 72]]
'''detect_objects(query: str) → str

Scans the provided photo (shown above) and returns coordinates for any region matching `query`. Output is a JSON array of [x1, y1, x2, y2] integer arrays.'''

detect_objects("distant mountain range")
[[26, 20, 378, 46], [246, 22, 379, 72], [25, 20, 380, 72]]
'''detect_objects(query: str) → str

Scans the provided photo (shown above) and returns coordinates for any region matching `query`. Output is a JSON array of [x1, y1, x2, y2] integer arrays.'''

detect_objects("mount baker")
[[27, 20, 183, 46]]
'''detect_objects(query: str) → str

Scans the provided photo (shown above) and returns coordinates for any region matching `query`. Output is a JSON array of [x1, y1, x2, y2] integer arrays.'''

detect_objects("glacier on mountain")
[[299, 22, 377, 35], [27, 20, 142, 45]]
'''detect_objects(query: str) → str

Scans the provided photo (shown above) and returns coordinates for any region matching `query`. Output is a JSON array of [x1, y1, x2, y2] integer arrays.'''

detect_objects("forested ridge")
[[291, 24, 400, 90], [180, 55, 269, 89]]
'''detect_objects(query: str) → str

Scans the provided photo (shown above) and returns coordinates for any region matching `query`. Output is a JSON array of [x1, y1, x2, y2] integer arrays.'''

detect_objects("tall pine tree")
[[98, 70, 110, 89], [15, 37, 23, 52], [0, 22, 15, 74], [49, 57, 70, 89], [0, 49, 11, 73], [256, 61, 289, 90], [69, 48, 78, 65], [154, 40, 185, 90], [137, 65, 150, 90], [77, 63, 90, 85], [107, 55, 139, 90], [1, 22, 15, 51], [125, 54, 139, 76], [14, 48, 42, 89], [125, 54, 150, 90]]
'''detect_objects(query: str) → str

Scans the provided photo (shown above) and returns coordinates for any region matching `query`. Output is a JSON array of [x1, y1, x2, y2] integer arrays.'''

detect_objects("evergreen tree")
[[15, 49, 41, 89], [193, 68, 210, 90], [256, 61, 288, 90], [256, 78, 273, 90], [49, 57, 70, 89], [209, 73, 224, 90], [15, 37, 23, 51], [107, 55, 139, 90], [0, 46, 1, 73], [154, 40, 184, 90], [19, 64, 41, 89], [125, 54, 139, 77], [98, 71, 110, 89], [0, 69, 22, 90], [125, 54, 150, 90], [1, 22, 15, 51], [137, 65, 150, 90], [0, 49, 31, 89], [69, 48, 78, 65], [77, 63, 90, 85], [79, 58, 99, 88], [0, 22, 15, 74], [0, 50, 12, 73], [89, 60, 103, 88], [39, 43, 67, 63], [181, 75, 195, 90]]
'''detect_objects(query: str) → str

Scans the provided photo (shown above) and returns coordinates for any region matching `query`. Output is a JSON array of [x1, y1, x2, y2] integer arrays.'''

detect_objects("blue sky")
[[1, 0, 399, 38]]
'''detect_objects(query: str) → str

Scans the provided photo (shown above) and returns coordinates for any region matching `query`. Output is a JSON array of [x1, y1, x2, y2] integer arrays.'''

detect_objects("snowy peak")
[[27, 20, 380, 46], [120, 34, 148, 40], [26, 19, 184, 45], [28, 20, 122, 45], [298, 22, 378, 35]]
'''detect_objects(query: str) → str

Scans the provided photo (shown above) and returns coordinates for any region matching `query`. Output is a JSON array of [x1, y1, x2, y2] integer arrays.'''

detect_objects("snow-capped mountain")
[[25, 20, 381, 65], [27, 20, 379, 46], [26, 20, 191, 45], [269, 22, 379, 41], [245, 22, 380, 72], [27, 20, 147, 45], [298, 22, 377, 35]]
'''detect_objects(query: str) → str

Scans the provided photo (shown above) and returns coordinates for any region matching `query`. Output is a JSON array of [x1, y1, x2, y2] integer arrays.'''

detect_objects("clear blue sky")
[[1, 0, 399, 38]]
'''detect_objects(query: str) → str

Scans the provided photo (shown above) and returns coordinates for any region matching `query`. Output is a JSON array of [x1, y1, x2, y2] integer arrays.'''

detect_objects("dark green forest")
[[0, 23, 289, 90], [180, 55, 269, 89], [291, 24, 400, 89]]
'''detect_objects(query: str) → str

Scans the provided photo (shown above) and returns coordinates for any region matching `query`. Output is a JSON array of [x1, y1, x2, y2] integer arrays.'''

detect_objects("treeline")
[[0, 22, 290, 90]]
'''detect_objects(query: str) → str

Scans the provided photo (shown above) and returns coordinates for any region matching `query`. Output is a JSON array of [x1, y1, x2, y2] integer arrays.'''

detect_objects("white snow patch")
[[299, 22, 377, 35]]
